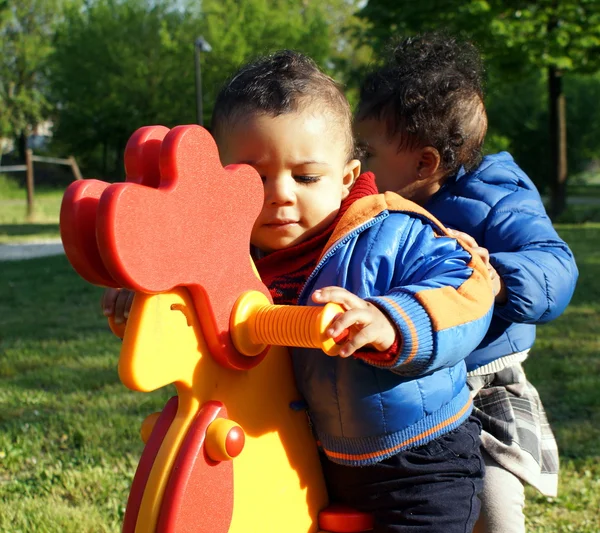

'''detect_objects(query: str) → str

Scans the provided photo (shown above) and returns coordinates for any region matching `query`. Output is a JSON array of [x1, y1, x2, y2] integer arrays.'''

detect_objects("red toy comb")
[[60, 125, 271, 369]]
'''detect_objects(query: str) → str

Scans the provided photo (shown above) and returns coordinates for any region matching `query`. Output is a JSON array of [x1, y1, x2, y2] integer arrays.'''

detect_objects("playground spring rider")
[[60, 125, 375, 533]]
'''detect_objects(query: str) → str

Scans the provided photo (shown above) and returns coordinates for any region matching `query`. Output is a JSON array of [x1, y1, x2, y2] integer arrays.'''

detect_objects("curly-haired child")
[[356, 33, 578, 533]]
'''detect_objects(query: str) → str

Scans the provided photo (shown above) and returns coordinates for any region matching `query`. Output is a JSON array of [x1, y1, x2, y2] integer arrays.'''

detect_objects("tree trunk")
[[548, 66, 568, 220], [17, 131, 27, 163]]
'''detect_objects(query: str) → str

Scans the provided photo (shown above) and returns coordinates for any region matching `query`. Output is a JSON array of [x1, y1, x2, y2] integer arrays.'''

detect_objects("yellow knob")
[[205, 418, 246, 462], [140, 411, 161, 443]]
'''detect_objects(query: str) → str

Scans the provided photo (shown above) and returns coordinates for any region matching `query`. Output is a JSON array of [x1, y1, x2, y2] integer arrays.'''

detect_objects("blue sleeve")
[[362, 215, 494, 377], [485, 191, 578, 324]]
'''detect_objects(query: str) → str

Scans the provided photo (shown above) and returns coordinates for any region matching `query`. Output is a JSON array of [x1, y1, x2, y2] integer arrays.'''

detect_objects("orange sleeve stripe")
[[319, 190, 493, 332], [323, 397, 473, 463], [415, 257, 493, 331], [378, 296, 418, 365]]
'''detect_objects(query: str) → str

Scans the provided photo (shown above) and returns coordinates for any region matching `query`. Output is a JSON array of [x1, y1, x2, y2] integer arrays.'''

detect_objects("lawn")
[[0, 224, 599, 532], [0, 175, 61, 243]]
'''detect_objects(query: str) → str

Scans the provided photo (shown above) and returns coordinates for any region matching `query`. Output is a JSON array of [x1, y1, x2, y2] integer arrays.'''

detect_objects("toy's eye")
[[170, 303, 193, 326]]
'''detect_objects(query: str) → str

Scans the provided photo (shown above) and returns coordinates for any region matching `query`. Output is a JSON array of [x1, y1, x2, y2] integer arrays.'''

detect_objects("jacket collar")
[[321, 192, 449, 260]]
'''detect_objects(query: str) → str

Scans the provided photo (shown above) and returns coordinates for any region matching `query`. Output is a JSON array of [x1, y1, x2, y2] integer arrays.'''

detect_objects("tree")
[[50, 0, 198, 177], [359, 0, 600, 218], [0, 0, 75, 160], [320, 0, 376, 107], [49, 0, 355, 177], [191, 0, 341, 125]]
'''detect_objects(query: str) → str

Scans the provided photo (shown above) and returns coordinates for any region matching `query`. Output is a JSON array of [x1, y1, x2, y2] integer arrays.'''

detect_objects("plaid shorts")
[[468, 361, 559, 497]]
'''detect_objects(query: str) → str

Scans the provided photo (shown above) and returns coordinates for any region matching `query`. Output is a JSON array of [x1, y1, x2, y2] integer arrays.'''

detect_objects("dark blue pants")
[[321, 418, 484, 533]]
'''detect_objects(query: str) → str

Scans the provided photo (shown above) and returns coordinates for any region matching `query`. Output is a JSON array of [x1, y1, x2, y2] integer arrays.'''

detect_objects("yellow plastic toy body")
[[120, 288, 329, 532]]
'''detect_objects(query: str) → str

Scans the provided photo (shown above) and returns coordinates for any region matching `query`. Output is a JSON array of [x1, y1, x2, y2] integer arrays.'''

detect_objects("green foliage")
[[483, 71, 600, 188], [48, 0, 365, 178], [49, 0, 197, 177], [193, 0, 332, 124], [360, 0, 600, 76], [564, 72, 600, 165], [0, 0, 76, 143]]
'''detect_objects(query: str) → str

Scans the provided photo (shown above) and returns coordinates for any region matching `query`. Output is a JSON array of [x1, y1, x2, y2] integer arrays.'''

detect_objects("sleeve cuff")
[[355, 337, 400, 364], [364, 292, 434, 372]]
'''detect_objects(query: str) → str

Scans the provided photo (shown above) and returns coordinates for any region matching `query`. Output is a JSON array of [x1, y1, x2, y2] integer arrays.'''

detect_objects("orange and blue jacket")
[[293, 192, 494, 466]]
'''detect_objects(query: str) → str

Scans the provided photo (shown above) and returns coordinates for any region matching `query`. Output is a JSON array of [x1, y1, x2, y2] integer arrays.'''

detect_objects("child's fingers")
[[312, 286, 367, 310], [338, 327, 372, 358], [113, 290, 132, 324], [102, 288, 120, 316], [448, 229, 478, 249], [124, 290, 135, 319], [472, 245, 491, 266], [327, 308, 370, 339], [449, 229, 491, 266]]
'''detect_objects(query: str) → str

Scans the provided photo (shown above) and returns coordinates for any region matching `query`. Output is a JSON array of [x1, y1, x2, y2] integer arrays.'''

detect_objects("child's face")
[[219, 107, 359, 253], [356, 118, 438, 204]]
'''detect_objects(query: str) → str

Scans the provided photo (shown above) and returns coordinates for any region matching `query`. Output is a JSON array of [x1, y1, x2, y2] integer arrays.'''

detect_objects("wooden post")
[[69, 155, 83, 180], [548, 65, 568, 219], [25, 149, 34, 219]]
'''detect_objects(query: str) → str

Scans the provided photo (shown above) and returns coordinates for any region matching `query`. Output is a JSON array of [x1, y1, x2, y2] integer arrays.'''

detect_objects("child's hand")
[[101, 288, 134, 324], [312, 287, 396, 358], [447, 229, 507, 303]]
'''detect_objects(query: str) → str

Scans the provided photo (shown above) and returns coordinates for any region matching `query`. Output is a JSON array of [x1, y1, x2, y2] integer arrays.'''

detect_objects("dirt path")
[[0, 238, 64, 261]]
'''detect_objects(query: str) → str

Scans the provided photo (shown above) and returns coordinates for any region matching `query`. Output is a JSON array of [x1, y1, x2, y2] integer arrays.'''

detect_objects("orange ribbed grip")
[[231, 291, 345, 356]]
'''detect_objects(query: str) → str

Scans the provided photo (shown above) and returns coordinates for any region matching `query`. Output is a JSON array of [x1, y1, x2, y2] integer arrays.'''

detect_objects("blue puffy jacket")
[[425, 152, 578, 372], [294, 192, 494, 466]]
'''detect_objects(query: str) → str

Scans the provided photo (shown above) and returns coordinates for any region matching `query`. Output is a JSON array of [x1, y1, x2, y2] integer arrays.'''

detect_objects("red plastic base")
[[157, 401, 234, 533], [318, 504, 374, 533], [122, 396, 179, 533]]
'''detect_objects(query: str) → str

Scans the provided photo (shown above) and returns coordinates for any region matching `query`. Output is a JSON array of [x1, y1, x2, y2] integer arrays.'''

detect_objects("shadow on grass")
[[0, 223, 60, 239]]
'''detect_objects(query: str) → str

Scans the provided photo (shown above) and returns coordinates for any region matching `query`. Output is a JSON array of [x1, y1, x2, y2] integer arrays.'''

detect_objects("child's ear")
[[417, 147, 441, 180], [342, 159, 361, 198]]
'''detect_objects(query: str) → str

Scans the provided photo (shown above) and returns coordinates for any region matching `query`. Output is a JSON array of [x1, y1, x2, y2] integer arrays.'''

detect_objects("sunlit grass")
[[0, 225, 598, 531]]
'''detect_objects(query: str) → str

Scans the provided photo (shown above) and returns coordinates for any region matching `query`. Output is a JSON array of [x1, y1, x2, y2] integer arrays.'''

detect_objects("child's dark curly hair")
[[212, 50, 354, 161], [357, 33, 487, 175]]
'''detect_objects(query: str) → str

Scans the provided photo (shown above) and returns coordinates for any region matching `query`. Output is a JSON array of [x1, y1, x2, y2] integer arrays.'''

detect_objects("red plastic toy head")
[[60, 125, 272, 369]]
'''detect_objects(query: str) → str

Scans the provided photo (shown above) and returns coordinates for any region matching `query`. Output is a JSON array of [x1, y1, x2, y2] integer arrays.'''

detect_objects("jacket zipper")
[[297, 212, 388, 305]]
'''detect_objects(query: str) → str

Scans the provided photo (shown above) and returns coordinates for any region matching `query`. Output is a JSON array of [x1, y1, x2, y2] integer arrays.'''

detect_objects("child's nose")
[[265, 176, 295, 205]]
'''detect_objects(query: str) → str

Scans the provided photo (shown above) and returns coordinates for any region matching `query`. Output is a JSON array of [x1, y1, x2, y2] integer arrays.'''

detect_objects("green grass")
[[0, 174, 62, 242], [0, 256, 173, 532], [523, 223, 600, 532], [0, 225, 599, 531]]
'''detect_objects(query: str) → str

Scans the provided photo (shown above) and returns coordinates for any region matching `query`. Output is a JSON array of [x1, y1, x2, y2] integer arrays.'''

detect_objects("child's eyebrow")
[[237, 159, 331, 167], [293, 160, 331, 167]]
